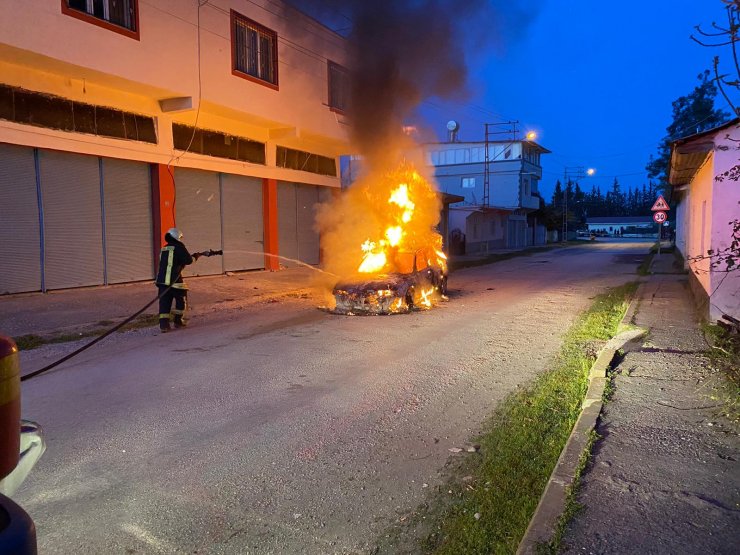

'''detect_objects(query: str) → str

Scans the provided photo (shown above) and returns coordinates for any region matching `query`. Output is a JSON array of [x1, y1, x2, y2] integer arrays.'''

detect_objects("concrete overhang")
[[668, 117, 740, 186]]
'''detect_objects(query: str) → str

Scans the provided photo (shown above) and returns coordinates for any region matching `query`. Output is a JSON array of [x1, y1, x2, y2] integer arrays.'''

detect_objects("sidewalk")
[[562, 251, 740, 552], [0, 267, 326, 339]]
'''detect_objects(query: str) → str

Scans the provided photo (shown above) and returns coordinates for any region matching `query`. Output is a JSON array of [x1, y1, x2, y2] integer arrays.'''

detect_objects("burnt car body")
[[333, 248, 448, 315]]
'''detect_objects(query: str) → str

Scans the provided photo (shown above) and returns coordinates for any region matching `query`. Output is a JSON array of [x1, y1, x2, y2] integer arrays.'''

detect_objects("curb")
[[516, 282, 647, 554]]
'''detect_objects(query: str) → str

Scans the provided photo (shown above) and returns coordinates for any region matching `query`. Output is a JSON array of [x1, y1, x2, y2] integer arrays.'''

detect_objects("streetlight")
[[525, 131, 537, 141], [562, 166, 596, 242]]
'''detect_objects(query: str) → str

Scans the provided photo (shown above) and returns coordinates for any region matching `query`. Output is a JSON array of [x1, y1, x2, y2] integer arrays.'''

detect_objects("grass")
[[13, 313, 159, 351], [636, 252, 655, 276], [702, 323, 740, 422], [415, 282, 638, 554]]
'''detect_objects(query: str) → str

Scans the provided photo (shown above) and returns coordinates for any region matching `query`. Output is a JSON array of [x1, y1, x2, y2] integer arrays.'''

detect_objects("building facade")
[[426, 139, 550, 253], [669, 118, 740, 322], [0, 0, 350, 294], [585, 216, 656, 237]]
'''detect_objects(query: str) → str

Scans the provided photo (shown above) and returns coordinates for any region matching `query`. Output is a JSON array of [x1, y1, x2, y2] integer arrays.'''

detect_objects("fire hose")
[[20, 249, 223, 383]]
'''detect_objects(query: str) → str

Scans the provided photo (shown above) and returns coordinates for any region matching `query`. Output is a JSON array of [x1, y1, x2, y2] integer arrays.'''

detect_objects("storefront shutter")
[[39, 150, 104, 289], [103, 158, 153, 283], [277, 181, 298, 267], [0, 144, 41, 294], [174, 168, 222, 276], [221, 173, 264, 271], [296, 184, 321, 265]]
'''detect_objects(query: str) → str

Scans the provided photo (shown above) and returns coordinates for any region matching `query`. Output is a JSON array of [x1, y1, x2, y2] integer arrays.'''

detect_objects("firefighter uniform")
[[155, 228, 197, 332]]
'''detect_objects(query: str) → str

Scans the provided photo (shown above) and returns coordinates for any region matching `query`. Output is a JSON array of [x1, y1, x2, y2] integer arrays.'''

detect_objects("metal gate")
[[39, 150, 104, 290], [221, 174, 263, 271], [175, 168, 223, 277], [103, 158, 153, 283], [278, 181, 325, 267], [0, 144, 41, 294]]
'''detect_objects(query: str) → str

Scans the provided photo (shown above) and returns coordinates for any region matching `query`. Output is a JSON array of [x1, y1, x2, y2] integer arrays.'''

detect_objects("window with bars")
[[328, 61, 349, 112], [63, 0, 138, 38], [231, 11, 278, 88]]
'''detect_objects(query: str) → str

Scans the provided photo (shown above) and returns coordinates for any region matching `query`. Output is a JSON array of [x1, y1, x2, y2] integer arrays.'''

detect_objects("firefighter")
[[155, 228, 200, 332]]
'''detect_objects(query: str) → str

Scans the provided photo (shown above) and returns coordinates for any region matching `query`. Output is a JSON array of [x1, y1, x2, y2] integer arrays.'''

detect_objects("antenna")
[[446, 120, 460, 142]]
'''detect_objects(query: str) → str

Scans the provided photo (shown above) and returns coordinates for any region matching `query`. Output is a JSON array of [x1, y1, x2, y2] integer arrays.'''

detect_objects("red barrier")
[[0, 335, 20, 480]]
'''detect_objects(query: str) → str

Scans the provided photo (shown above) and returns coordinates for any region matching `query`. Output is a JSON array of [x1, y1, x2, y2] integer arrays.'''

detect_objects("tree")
[[646, 71, 730, 188]]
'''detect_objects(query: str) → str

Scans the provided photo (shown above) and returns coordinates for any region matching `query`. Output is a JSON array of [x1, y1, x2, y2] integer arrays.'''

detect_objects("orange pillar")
[[262, 178, 280, 271], [151, 164, 176, 270]]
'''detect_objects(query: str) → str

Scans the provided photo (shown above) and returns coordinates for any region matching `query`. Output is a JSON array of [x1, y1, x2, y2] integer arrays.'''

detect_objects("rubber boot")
[[173, 315, 186, 329], [159, 318, 171, 333]]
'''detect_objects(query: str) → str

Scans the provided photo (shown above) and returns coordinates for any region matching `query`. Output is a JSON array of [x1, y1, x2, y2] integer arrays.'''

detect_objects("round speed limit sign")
[[653, 211, 667, 224]]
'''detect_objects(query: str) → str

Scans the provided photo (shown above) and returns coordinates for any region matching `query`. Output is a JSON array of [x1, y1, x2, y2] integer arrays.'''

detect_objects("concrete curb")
[[516, 283, 648, 554]]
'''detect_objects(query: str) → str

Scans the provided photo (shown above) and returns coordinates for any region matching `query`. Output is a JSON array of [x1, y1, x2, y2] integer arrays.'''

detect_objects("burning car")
[[333, 246, 448, 315]]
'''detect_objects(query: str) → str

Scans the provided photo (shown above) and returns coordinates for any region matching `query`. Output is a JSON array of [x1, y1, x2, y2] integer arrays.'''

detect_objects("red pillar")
[[151, 164, 176, 271], [262, 178, 280, 271]]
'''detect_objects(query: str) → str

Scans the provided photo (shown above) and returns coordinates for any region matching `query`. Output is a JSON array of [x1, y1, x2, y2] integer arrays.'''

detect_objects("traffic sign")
[[651, 195, 670, 211], [653, 211, 667, 223]]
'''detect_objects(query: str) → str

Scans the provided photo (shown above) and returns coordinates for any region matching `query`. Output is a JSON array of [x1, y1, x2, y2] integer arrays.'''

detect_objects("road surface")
[[15, 241, 649, 554]]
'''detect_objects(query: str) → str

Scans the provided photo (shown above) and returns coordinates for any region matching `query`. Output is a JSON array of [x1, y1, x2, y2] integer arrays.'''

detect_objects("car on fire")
[[332, 246, 448, 315]]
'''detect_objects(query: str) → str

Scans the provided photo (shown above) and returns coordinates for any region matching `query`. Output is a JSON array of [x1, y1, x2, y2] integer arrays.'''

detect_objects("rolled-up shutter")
[[222, 174, 263, 271], [39, 150, 103, 289], [296, 184, 321, 265], [175, 168, 222, 276], [0, 144, 41, 294], [277, 181, 298, 267], [103, 159, 153, 283]]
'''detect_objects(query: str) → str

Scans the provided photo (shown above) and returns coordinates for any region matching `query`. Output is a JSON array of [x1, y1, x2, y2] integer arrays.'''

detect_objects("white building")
[[426, 138, 550, 253], [0, 0, 351, 294], [669, 118, 740, 322]]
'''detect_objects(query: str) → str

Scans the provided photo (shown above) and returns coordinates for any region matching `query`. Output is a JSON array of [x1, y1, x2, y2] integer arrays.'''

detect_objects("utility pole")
[[483, 121, 519, 209]]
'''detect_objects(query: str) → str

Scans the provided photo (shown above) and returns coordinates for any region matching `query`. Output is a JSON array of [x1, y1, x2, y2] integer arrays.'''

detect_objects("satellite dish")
[[446, 120, 460, 132]]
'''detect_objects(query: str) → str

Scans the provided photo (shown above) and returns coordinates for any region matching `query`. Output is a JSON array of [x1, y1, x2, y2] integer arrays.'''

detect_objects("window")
[[62, 0, 139, 39], [461, 177, 476, 189], [172, 123, 265, 164], [0, 84, 156, 143], [231, 11, 278, 89], [276, 147, 337, 176], [328, 61, 349, 113]]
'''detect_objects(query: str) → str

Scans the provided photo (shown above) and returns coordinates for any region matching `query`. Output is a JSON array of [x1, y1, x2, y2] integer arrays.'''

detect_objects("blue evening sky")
[[417, 0, 736, 201]]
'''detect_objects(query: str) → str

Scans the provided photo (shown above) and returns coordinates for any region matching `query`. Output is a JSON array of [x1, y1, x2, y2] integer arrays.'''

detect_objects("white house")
[[426, 138, 550, 252], [0, 0, 351, 294], [586, 216, 656, 237], [669, 118, 740, 322]]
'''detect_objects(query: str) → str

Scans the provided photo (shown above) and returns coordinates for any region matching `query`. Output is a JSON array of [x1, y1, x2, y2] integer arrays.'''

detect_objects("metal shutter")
[[277, 181, 299, 267], [296, 184, 321, 265], [103, 158, 153, 283], [221, 173, 264, 271], [0, 144, 41, 294], [39, 150, 104, 289], [175, 168, 222, 276]]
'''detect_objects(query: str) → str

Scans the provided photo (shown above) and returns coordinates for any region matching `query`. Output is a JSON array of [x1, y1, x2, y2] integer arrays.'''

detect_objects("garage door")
[[175, 168, 222, 277], [277, 181, 299, 267], [222, 174, 263, 271], [296, 184, 321, 265], [39, 150, 104, 289], [103, 158, 153, 283], [0, 144, 41, 294]]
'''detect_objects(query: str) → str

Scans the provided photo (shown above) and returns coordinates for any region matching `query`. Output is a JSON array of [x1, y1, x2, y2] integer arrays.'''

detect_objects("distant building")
[[0, 1, 350, 294], [585, 216, 656, 237], [669, 118, 740, 322], [425, 139, 550, 252]]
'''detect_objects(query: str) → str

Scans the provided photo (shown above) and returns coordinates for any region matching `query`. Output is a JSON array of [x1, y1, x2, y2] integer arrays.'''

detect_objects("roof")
[[439, 192, 465, 205], [586, 216, 654, 225], [669, 118, 740, 186], [425, 140, 552, 154]]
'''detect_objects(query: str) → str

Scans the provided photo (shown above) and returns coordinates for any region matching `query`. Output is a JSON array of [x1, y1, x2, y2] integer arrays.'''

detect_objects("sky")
[[416, 0, 738, 201]]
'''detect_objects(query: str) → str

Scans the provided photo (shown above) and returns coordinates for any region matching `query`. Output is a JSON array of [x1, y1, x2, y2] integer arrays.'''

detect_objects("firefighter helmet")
[[166, 227, 183, 241]]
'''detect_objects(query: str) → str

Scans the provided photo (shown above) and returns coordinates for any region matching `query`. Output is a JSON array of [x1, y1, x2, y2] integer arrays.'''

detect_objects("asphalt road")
[[15, 240, 650, 554]]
